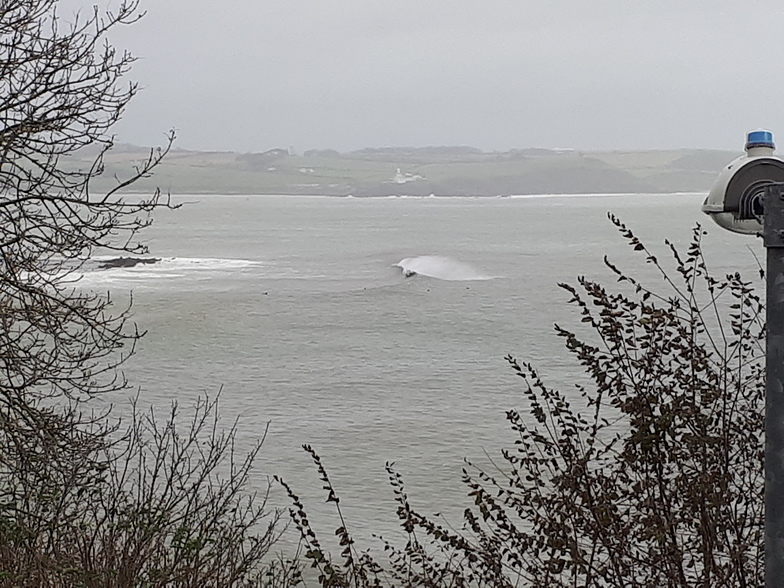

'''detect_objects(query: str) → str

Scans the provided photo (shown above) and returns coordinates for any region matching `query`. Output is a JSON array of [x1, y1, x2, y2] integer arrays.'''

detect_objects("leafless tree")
[[0, 0, 172, 408], [0, 0, 169, 567], [0, 2, 296, 585]]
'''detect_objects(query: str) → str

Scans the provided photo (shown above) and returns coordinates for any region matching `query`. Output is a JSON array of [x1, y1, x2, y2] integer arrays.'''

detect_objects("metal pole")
[[764, 183, 784, 586]]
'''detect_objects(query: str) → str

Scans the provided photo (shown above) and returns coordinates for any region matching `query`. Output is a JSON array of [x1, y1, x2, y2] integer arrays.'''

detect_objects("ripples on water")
[[83, 193, 757, 550]]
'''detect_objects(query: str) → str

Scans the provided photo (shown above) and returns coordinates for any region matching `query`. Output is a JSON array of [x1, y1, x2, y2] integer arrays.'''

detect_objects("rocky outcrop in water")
[[98, 257, 160, 269]]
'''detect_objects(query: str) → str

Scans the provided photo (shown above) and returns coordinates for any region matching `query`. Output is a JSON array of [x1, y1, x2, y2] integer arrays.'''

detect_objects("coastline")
[[78, 145, 734, 197]]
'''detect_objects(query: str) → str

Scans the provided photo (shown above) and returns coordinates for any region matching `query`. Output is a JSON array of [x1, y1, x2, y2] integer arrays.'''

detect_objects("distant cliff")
[[80, 145, 737, 196]]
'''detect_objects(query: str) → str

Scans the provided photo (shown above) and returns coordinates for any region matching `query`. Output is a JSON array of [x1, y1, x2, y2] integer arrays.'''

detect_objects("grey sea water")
[[82, 193, 758, 551]]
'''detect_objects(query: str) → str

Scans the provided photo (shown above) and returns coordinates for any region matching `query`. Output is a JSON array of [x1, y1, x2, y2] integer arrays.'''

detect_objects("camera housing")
[[702, 130, 784, 235]]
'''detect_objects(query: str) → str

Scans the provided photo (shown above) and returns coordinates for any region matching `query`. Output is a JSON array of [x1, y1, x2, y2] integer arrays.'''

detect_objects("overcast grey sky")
[[73, 1, 784, 153]]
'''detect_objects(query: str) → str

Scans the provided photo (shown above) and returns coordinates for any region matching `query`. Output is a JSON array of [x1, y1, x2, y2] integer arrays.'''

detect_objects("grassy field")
[[76, 145, 738, 197]]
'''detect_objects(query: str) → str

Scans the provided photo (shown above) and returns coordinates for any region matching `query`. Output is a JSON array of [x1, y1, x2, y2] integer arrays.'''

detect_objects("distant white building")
[[393, 168, 423, 184]]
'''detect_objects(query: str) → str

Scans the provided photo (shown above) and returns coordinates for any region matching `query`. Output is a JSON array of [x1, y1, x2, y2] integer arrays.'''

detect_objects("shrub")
[[0, 396, 300, 587]]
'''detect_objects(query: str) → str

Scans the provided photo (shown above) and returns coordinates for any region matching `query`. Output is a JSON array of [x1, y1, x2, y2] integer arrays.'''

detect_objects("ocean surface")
[[80, 193, 760, 552]]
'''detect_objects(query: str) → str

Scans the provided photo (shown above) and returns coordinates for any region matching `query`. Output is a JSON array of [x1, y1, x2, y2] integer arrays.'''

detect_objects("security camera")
[[702, 130, 784, 235]]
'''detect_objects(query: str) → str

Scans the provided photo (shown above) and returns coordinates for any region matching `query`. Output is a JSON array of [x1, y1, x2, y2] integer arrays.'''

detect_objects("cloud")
[[59, 0, 784, 152]]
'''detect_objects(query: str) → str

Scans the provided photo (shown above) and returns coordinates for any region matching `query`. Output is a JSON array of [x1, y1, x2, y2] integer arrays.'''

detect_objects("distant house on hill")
[[260, 148, 289, 159], [235, 148, 290, 169], [390, 168, 424, 184]]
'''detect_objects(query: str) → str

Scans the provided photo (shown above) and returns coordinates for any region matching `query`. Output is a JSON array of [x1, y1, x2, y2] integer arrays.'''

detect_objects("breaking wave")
[[75, 256, 265, 288], [394, 255, 492, 281]]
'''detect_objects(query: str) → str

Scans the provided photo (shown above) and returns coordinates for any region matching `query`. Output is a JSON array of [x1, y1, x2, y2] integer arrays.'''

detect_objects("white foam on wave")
[[92, 255, 260, 267], [156, 257, 262, 271], [507, 192, 689, 200], [508, 193, 594, 199], [394, 255, 492, 281], [76, 256, 265, 288]]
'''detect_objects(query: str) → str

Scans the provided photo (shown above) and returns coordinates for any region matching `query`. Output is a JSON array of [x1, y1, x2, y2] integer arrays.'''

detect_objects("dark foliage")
[[0, 396, 298, 587]]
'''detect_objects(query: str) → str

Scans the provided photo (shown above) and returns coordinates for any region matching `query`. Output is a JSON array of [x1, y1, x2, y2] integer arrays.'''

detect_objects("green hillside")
[[75, 145, 739, 197]]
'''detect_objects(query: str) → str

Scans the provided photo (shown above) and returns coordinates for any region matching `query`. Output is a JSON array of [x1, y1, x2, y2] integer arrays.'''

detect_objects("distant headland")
[[78, 144, 738, 197]]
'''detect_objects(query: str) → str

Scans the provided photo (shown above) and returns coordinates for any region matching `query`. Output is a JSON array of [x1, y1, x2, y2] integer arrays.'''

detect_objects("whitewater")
[[394, 255, 493, 281]]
